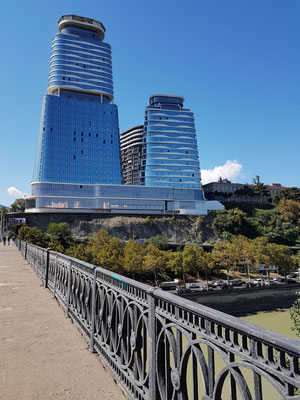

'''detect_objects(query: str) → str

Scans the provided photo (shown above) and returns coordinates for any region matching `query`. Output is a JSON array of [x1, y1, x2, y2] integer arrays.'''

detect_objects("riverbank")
[[185, 283, 300, 316]]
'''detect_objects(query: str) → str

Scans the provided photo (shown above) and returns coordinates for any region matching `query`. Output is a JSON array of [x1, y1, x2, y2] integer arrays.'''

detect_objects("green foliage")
[[215, 202, 300, 246], [278, 198, 300, 224], [235, 185, 255, 197], [167, 251, 183, 276], [281, 187, 300, 202], [146, 234, 168, 250], [143, 244, 167, 282], [212, 241, 240, 283], [213, 208, 247, 237], [264, 243, 297, 276], [252, 208, 298, 245], [9, 223, 24, 238], [17, 225, 47, 247], [123, 240, 145, 278], [66, 244, 92, 263], [290, 296, 300, 337], [181, 245, 198, 280], [88, 229, 124, 273], [46, 222, 73, 251], [252, 182, 270, 199], [10, 198, 25, 212], [142, 216, 154, 225]]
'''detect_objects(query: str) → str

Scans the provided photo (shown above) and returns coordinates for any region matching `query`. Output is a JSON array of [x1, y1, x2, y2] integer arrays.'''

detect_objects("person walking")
[[7, 236, 10, 246], [3, 236, 6, 245]]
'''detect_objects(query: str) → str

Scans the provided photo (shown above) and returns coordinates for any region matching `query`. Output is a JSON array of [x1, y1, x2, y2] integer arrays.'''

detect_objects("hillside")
[[23, 213, 216, 243]]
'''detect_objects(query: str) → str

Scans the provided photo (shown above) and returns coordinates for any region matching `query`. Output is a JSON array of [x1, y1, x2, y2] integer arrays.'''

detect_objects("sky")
[[0, 0, 299, 207]]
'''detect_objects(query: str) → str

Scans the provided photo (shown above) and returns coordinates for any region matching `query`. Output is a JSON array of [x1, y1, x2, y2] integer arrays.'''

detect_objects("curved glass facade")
[[33, 15, 122, 186], [48, 18, 114, 101], [28, 15, 223, 216], [141, 95, 202, 189]]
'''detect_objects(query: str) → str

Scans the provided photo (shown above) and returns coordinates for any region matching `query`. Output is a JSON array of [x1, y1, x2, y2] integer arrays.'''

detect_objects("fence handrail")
[[15, 238, 300, 399]]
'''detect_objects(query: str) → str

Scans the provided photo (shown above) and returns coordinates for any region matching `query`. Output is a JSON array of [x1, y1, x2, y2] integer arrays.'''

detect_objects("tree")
[[278, 198, 300, 225], [235, 185, 255, 197], [123, 240, 145, 279], [290, 296, 300, 337], [167, 251, 183, 276], [193, 247, 215, 288], [143, 244, 166, 282], [88, 229, 124, 273], [66, 244, 92, 263], [10, 198, 25, 212], [47, 222, 73, 251], [145, 235, 168, 250], [252, 236, 268, 269], [213, 208, 247, 237], [212, 242, 239, 285], [253, 182, 270, 202], [17, 225, 47, 247], [264, 243, 297, 278], [231, 235, 255, 279], [181, 246, 198, 285], [280, 187, 300, 202]]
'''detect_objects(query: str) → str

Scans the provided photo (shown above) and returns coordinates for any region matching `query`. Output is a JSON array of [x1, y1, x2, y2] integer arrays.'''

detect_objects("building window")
[[73, 155, 76, 159]]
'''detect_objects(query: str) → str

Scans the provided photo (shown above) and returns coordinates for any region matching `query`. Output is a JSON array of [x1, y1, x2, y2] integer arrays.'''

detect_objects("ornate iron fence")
[[15, 239, 300, 399]]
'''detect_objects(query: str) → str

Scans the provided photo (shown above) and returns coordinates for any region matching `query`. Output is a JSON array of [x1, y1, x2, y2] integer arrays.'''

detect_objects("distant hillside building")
[[203, 181, 285, 203]]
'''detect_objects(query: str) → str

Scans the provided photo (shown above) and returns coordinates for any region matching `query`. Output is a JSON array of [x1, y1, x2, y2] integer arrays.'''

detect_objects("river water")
[[184, 308, 299, 398], [240, 308, 297, 338]]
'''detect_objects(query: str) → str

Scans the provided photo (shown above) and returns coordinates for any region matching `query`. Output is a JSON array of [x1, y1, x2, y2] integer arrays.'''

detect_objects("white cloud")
[[7, 187, 28, 198], [201, 160, 243, 184]]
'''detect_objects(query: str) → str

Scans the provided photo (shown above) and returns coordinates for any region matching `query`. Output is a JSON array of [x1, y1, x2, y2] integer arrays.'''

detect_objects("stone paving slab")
[[0, 244, 127, 400]]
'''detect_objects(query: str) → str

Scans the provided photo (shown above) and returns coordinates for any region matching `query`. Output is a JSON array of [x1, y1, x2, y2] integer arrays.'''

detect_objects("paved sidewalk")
[[0, 244, 127, 400]]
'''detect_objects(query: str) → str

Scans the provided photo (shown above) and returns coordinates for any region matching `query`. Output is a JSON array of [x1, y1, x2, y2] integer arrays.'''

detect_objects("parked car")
[[213, 280, 224, 287], [265, 279, 277, 286], [159, 281, 179, 290], [288, 273, 297, 279], [187, 282, 200, 288], [229, 279, 243, 287], [244, 281, 255, 288], [254, 278, 265, 286], [277, 277, 286, 282], [176, 286, 191, 293], [286, 279, 297, 285], [201, 285, 214, 292]]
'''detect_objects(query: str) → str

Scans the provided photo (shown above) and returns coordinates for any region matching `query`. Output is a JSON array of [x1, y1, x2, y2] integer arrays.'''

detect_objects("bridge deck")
[[0, 244, 127, 400]]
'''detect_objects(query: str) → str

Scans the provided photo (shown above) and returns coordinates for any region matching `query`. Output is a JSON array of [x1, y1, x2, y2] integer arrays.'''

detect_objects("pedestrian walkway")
[[0, 244, 127, 400]]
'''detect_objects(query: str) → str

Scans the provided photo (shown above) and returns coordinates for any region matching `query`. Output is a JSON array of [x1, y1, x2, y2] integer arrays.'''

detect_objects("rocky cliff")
[[23, 213, 216, 243]]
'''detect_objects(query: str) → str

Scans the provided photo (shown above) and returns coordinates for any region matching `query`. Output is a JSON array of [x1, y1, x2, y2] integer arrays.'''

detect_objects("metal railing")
[[16, 239, 300, 399]]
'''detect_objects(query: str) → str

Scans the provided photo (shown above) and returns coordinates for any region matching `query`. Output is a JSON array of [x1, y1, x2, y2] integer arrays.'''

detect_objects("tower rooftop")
[[58, 15, 106, 39]]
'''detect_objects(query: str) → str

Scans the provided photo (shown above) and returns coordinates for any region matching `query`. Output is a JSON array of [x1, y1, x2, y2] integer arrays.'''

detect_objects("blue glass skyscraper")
[[33, 15, 122, 185], [141, 95, 201, 189], [27, 15, 223, 215]]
